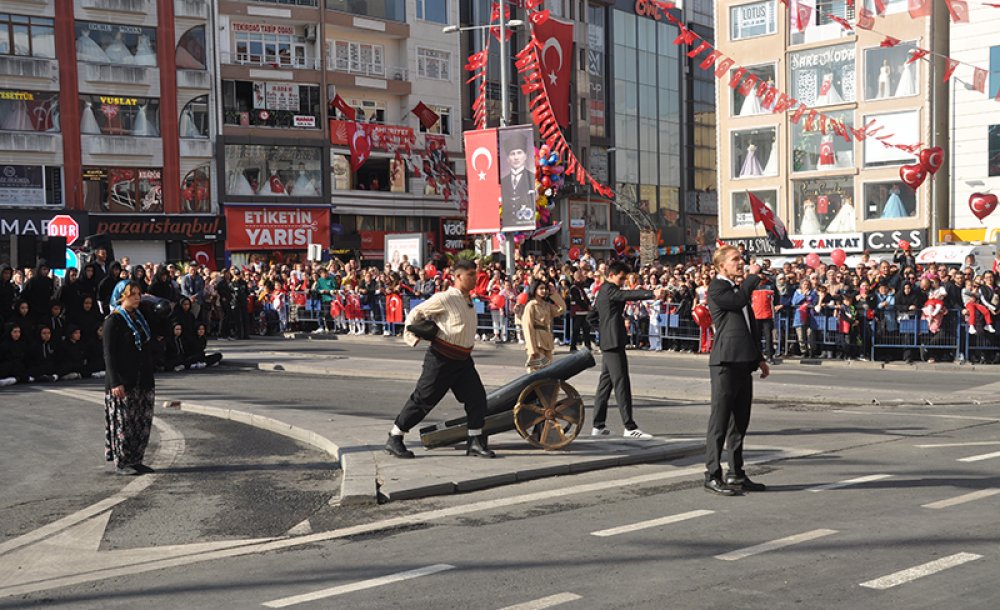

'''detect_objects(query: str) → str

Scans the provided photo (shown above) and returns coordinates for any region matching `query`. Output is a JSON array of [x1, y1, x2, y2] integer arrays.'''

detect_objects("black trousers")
[[570, 313, 592, 349], [756, 319, 774, 358], [592, 348, 637, 430], [395, 348, 487, 432], [706, 362, 755, 480]]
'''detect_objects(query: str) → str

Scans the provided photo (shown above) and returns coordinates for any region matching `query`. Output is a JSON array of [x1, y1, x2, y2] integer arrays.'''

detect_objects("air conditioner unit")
[[304, 25, 317, 41]]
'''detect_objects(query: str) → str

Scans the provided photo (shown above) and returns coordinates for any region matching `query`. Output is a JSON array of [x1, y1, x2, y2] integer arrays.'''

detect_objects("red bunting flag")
[[906, 48, 930, 64], [331, 94, 355, 121], [945, 0, 970, 22], [874, 0, 886, 14], [826, 14, 852, 31], [533, 16, 574, 128], [857, 8, 875, 29], [943, 59, 960, 82], [880, 36, 901, 47], [974, 67, 987, 93], [348, 122, 371, 172], [411, 101, 440, 130], [908, 0, 932, 18], [791, 0, 813, 32]]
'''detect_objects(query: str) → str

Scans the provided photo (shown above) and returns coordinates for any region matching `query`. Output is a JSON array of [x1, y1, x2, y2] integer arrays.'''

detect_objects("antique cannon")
[[419, 348, 596, 451]]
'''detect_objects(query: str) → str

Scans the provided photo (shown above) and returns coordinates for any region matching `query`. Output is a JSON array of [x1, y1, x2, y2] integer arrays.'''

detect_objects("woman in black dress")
[[103, 280, 156, 476]]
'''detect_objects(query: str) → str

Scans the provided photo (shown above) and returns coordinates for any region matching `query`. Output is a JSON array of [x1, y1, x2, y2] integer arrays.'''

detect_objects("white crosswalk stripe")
[[590, 510, 714, 537], [806, 474, 893, 492], [957, 450, 1000, 463], [915, 441, 1000, 448], [922, 488, 1000, 509], [261, 564, 455, 608], [860, 553, 982, 590], [497, 592, 582, 610], [715, 529, 837, 561]]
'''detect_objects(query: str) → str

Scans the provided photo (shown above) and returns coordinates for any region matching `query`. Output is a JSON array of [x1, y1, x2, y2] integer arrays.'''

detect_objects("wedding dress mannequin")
[[739, 89, 762, 116], [1, 100, 34, 131], [103, 30, 134, 64], [799, 199, 823, 234], [826, 196, 856, 232], [815, 72, 844, 105], [877, 59, 892, 99], [131, 103, 158, 137], [291, 168, 319, 197], [132, 34, 157, 66], [763, 137, 778, 175], [80, 100, 102, 134], [894, 62, 916, 97], [76, 29, 111, 63], [229, 170, 256, 196], [880, 185, 908, 218], [739, 143, 763, 177], [179, 108, 201, 138]]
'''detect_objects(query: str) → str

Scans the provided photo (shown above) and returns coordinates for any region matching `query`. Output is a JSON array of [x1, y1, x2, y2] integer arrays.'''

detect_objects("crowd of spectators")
[[4, 241, 1000, 386]]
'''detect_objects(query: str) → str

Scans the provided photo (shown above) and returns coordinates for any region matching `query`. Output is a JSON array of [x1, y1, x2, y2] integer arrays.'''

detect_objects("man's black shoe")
[[725, 474, 766, 492], [384, 434, 415, 459], [704, 478, 740, 496], [466, 435, 496, 458]]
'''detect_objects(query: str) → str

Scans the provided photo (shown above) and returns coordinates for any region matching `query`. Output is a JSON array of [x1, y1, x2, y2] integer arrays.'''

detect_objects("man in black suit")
[[587, 260, 663, 439], [500, 132, 535, 227], [704, 245, 770, 496]]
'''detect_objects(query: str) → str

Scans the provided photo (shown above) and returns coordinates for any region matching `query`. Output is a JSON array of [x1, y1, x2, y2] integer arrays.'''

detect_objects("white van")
[[914, 244, 996, 268]]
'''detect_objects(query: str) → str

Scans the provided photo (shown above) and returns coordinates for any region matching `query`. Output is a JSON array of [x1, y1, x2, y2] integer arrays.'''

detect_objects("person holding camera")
[[521, 279, 567, 371], [384, 259, 494, 460]]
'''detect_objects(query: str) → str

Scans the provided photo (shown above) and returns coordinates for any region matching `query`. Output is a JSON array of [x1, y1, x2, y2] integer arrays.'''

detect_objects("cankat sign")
[[224, 207, 330, 250], [781, 233, 863, 254]]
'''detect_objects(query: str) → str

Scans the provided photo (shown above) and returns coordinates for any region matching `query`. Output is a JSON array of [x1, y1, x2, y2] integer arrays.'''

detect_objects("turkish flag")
[[348, 122, 371, 172], [974, 67, 988, 93], [791, 0, 812, 32], [534, 16, 574, 128], [187, 244, 217, 271], [331, 94, 355, 121], [908, 0, 932, 18], [945, 0, 970, 22], [944, 59, 960, 82], [748, 191, 793, 249], [464, 128, 502, 234], [411, 101, 440, 130]]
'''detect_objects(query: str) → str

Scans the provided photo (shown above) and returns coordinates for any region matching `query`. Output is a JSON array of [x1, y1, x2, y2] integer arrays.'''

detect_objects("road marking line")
[[834, 410, 1000, 423], [590, 509, 714, 537], [715, 529, 837, 561], [807, 474, 893, 493], [860, 553, 982, 590], [261, 564, 455, 608], [498, 592, 583, 610], [915, 441, 1000, 448], [958, 450, 1000, 463], [922, 488, 1000, 509]]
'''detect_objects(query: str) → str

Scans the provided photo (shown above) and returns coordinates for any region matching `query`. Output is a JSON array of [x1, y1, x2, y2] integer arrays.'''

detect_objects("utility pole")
[[497, 7, 516, 276]]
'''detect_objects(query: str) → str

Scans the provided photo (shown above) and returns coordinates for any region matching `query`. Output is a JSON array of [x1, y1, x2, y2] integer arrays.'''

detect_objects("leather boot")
[[466, 434, 496, 458], [384, 434, 415, 459]]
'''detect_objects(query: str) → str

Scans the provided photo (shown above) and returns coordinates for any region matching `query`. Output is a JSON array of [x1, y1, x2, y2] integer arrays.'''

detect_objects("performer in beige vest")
[[521, 279, 566, 371]]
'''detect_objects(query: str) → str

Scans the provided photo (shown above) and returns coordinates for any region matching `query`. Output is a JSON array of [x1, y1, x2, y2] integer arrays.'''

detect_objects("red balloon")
[[568, 246, 581, 261], [969, 192, 999, 221], [516, 291, 529, 306], [490, 294, 506, 310], [805, 252, 821, 269], [613, 235, 628, 254], [692, 304, 712, 329], [830, 248, 847, 267], [541, 175, 552, 188], [919, 146, 944, 175], [899, 163, 927, 190], [423, 263, 438, 277]]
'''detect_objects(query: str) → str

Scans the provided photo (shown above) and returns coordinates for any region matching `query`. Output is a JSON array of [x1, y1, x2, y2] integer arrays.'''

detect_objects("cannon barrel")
[[418, 348, 595, 448]]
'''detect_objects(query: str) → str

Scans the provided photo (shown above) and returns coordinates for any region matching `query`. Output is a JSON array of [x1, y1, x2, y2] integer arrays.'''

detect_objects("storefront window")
[[789, 0, 856, 46], [729, 1, 776, 41], [224, 145, 322, 197], [990, 125, 1000, 177], [354, 158, 399, 192], [180, 95, 209, 138], [232, 23, 311, 68], [0, 164, 61, 206], [863, 110, 918, 167], [82, 167, 164, 213], [791, 109, 854, 173], [74, 21, 157, 66], [732, 128, 778, 179], [326, 0, 405, 21], [79, 95, 160, 137], [0, 14, 55, 58], [731, 64, 776, 117], [793, 177, 855, 234], [863, 42, 919, 100], [731, 190, 777, 228], [0, 90, 59, 132], [789, 43, 856, 107], [181, 165, 211, 213], [222, 80, 321, 129], [176, 26, 206, 70], [864, 181, 916, 220]]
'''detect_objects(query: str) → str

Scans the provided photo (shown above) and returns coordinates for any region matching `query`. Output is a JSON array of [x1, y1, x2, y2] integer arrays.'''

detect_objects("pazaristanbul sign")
[[91, 215, 223, 240]]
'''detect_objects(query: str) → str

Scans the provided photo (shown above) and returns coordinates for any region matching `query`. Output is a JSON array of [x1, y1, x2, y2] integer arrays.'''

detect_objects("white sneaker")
[[970, 326, 977, 335], [311, 328, 326, 334], [591, 427, 611, 436], [0, 377, 16, 387], [173, 365, 186, 372], [62, 372, 82, 381], [623, 428, 654, 440], [987, 325, 996, 333], [93, 371, 106, 378]]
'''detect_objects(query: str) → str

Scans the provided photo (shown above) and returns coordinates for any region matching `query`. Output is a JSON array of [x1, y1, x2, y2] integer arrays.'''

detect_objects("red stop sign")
[[48, 214, 79, 245]]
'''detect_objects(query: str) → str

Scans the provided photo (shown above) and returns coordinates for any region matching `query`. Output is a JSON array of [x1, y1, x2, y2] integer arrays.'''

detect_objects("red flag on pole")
[[943, 59, 960, 82], [464, 128, 502, 234], [187, 244, 217, 271], [348, 122, 371, 172], [533, 16, 574, 128], [331, 94, 355, 121], [974, 67, 988, 93], [411, 101, 440, 130], [747, 191, 793, 249], [945, 0, 970, 22]]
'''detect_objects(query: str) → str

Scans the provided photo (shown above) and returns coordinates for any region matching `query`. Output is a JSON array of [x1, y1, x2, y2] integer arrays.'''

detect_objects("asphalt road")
[[2, 338, 999, 608]]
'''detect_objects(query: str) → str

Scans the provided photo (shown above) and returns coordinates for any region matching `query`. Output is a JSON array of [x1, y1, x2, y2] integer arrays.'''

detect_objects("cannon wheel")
[[513, 379, 585, 450]]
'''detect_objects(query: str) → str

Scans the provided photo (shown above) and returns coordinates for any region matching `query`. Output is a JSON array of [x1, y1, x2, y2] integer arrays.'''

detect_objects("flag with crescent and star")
[[348, 122, 372, 172], [747, 191, 793, 249], [411, 101, 440, 130], [464, 128, 502, 234], [186, 243, 217, 271], [533, 16, 573, 128]]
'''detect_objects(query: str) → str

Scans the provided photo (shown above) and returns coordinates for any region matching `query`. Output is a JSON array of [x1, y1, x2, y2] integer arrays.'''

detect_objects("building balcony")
[[326, 58, 408, 81], [177, 68, 211, 89], [174, 0, 209, 19], [81, 0, 154, 14], [325, 64, 410, 95], [0, 56, 58, 81], [0, 131, 61, 154], [220, 52, 321, 71], [83, 135, 162, 160], [79, 63, 160, 94], [179, 137, 212, 158]]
